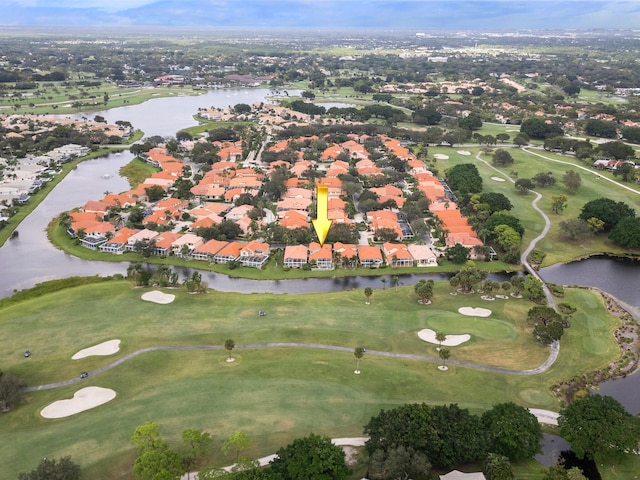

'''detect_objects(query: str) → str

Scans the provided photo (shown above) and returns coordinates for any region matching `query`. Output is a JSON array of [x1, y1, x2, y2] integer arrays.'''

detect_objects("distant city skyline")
[[1, 0, 639, 29]]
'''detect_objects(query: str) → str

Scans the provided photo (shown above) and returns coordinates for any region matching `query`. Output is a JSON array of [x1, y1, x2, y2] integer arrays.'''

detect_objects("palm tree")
[[58, 211, 71, 231], [391, 275, 400, 291], [354, 346, 365, 374], [380, 277, 387, 290], [224, 339, 235, 362], [364, 287, 373, 305], [439, 348, 450, 370], [435, 331, 447, 351]]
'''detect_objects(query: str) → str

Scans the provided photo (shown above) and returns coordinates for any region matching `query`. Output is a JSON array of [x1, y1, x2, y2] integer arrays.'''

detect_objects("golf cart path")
[[25, 341, 559, 392]]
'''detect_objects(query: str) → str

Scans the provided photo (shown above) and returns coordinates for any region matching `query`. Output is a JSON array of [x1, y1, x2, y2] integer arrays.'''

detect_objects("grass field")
[[430, 146, 640, 267], [0, 279, 628, 479]]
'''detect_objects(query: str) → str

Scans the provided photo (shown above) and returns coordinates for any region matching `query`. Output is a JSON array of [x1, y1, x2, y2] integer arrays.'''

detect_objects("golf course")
[[0, 278, 632, 479]]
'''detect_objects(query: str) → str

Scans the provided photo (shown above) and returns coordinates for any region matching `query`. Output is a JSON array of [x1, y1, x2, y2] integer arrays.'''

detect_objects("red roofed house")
[[214, 241, 244, 264], [99, 227, 139, 254], [284, 245, 308, 268], [240, 240, 271, 268], [192, 239, 228, 261], [308, 242, 333, 270], [358, 245, 383, 268], [154, 232, 183, 256], [333, 242, 358, 268], [382, 242, 414, 267], [171, 233, 204, 257], [279, 210, 309, 230]]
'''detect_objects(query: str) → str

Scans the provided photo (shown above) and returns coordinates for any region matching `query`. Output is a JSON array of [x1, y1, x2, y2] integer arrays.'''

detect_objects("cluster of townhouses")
[[66, 132, 483, 269]]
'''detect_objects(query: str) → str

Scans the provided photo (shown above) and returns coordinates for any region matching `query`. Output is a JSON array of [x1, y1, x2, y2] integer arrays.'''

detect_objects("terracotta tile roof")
[[277, 197, 312, 211], [194, 239, 228, 256], [284, 244, 308, 260], [155, 232, 182, 249], [309, 242, 332, 261], [358, 245, 383, 262], [279, 210, 309, 229]]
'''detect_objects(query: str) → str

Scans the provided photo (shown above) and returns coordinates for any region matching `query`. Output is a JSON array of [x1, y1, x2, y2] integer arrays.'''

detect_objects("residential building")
[[283, 245, 308, 268]]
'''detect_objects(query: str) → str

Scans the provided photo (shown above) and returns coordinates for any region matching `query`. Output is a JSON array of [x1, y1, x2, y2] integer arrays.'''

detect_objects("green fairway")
[[0, 280, 624, 479], [430, 146, 640, 266]]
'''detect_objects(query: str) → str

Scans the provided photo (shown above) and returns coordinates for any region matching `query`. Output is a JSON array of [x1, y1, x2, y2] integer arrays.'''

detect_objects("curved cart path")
[[25, 341, 559, 392]]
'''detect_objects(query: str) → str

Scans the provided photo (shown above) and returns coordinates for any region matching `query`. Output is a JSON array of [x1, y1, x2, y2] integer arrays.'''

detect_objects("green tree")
[[446, 163, 483, 195], [597, 140, 635, 160], [364, 287, 373, 304], [478, 192, 512, 213], [224, 339, 236, 361], [18, 456, 80, 480], [364, 403, 436, 454], [145, 184, 166, 202], [449, 262, 485, 293], [482, 402, 542, 460], [182, 429, 213, 471], [354, 346, 365, 374], [559, 394, 640, 461], [0, 371, 27, 411], [368, 446, 431, 480], [223, 431, 252, 463], [414, 279, 434, 304], [562, 170, 582, 194], [269, 433, 350, 480], [533, 321, 564, 344], [458, 113, 483, 130], [131, 421, 166, 453], [439, 347, 450, 369], [609, 217, 640, 248], [514, 178, 534, 193], [559, 218, 593, 241], [435, 331, 447, 349], [446, 243, 470, 264], [551, 195, 568, 214], [134, 447, 184, 480], [428, 403, 487, 467], [579, 198, 636, 231], [483, 453, 514, 480], [486, 213, 525, 238], [523, 275, 545, 303], [493, 225, 521, 254], [492, 149, 514, 167]]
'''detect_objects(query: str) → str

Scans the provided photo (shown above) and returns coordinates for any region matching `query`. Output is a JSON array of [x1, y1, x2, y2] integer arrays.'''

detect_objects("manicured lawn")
[[0, 280, 623, 479]]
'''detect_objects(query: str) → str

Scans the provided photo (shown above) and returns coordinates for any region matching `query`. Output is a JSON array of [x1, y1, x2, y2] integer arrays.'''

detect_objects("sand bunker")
[[433, 153, 449, 160], [418, 328, 471, 346], [141, 290, 175, 304], [72, 339, 121, 360], [491, 176, 506, 182], [41, 387, 116, 418], [457, 150, 471, 156], [458, 307, 492, 317]]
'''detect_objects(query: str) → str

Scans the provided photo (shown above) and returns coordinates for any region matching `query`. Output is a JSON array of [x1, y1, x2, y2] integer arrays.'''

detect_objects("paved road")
[[25, 340, 560, 392]]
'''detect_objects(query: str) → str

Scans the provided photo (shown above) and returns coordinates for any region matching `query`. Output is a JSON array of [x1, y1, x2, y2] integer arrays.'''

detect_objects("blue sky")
[[2, 0, 639, 29]]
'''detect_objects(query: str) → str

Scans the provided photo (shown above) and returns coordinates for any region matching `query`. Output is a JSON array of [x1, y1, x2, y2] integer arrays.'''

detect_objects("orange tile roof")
[[280, 210, 309, 229], [358, 245, 383, 261], [216, 241, 244, 258], [194, 239, 228, 255], [333, 242, 358, 258], [284, 244, 308, 260]]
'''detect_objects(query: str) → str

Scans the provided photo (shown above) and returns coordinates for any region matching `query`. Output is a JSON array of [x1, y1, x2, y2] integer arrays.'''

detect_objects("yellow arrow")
[[312, 185, 333, 247]]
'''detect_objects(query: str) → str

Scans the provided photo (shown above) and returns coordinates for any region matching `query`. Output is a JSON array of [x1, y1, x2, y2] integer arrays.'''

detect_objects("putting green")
[[518, 388, 556, 408], [425, 311, 515, 340]]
